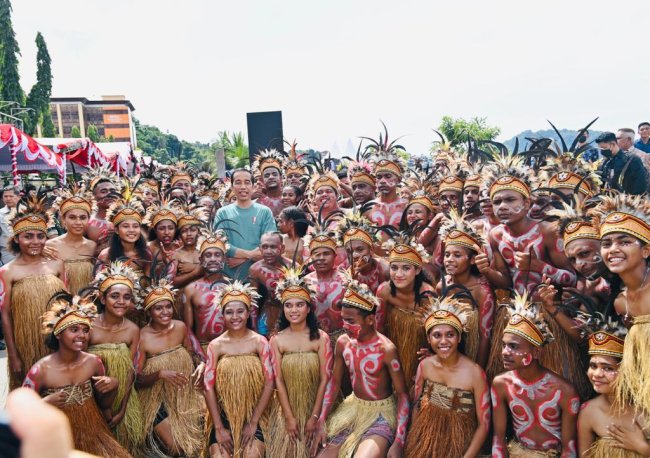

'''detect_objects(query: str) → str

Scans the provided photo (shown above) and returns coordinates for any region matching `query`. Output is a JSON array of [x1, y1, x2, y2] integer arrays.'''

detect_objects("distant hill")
[[503, 128, 604, 151]]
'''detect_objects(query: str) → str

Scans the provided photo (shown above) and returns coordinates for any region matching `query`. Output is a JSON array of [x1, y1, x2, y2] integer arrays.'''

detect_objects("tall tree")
[[437, 116, 501, 147], [70, 125, 81, 138], [87, 124, 99, 142], [0, 0, 25, 106], [26, 32, 54, 136]]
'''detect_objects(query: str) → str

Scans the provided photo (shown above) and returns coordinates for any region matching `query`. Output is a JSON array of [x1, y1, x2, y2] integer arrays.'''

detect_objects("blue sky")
[[12, 0, 650, 155]]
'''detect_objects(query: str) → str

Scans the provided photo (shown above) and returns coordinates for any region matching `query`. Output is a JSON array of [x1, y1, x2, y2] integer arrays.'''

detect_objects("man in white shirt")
[[618, 128, 650, 172], [0, 186, 20, 265]]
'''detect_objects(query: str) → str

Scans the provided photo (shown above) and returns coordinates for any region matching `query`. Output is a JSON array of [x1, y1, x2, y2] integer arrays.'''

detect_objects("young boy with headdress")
[[315, 273, 409, 458], [253, 149, 286, 217], [491, 292, 579, 458], [84, 165, 118, 254]]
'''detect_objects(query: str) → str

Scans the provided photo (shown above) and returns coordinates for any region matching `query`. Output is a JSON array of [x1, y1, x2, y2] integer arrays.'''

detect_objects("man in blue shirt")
[[213, 168, 277, 281], [635, 122, 650, 154]]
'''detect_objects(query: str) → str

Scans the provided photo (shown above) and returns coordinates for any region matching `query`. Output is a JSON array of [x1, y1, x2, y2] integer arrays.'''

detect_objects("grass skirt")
[[385, 306, 427, 390], [9, 274, 65, 390], [585, 436, 646, 457], [64, 258, 94, 295], [405, 380, 476, 457], [464, 308, 480, 363], [140, 345, 203, 457], [507, 440, 559, 457], [215, 353, 266, 458], [539, 308, 592, 400], [267, 351, 320, 458], [326, 394, 396, 458], [44, 379, 132, 457], [616, 315, 650, 413], [88, 342, 145, 456], [486, 303, 508, 382]]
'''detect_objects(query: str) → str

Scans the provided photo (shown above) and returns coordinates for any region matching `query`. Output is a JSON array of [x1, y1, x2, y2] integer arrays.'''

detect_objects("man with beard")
[[85, 169, 118, 255], [255, 150, 285, 217], [212, 168, 276, 281], [183, 230, 230, 356], [492, 293, 579, 457], [475, 172, 576, 293], [249, 232, 291, 335]]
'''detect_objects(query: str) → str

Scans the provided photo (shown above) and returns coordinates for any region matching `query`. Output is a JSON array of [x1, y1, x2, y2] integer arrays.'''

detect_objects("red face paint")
[[523, 353, 532, 366], [343, 322, 361, 339]]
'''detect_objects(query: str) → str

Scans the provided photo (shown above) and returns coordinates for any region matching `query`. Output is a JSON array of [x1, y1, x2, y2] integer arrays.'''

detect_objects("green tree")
[[437, 116, 501, 148], [87, 124, 99, 142], [217, 131, 248, 169], [25, 32, 54, 136], [70, 125, 81, 138], [0, 0, 25, 106]]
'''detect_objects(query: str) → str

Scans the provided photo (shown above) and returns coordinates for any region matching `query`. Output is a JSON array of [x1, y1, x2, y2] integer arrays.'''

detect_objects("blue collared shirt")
[[634, 139, 650, 154]]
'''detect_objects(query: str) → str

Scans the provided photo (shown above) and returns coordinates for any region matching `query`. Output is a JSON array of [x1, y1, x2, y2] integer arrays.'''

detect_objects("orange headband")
[[489, 176, 531, 199]]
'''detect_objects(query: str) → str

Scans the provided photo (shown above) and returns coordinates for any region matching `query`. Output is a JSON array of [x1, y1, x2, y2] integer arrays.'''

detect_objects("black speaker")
[[246, 111, 284, 166]]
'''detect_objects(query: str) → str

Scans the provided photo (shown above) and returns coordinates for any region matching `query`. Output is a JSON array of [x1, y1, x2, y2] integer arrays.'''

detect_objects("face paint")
[[523, 353, 532, 366], [343, 322, 361, 339]]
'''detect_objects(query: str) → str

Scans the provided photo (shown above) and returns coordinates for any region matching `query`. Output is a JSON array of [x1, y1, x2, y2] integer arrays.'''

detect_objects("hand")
[[215, 426, 234, 456], [387, 441, 404, 458], [311, 420, 327, 457], [608, 419, 650, 455], [42, 245, 60, 260], [304, 415, 318, 450], [241, 419, 259, 450], [158, 370, 188, 387], [285, 415, 300, 443], [43, 390, 68, 408], [514, 251, 531, 271], [226, 257, 247, 269], [9, 356, 23, 379], [474, 250, 490, 274], [538, 279, 558, 312], [108, 406, 126, 428], [91, 375, 118, 394], [6, 388, 74, 458], [416, 347, 433, 361], [176, 260, 194, 275], [191, 362, 206, 389]]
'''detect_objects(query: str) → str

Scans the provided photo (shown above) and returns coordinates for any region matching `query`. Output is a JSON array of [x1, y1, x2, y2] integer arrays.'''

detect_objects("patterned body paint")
[[493, 223, 575, 293], [260, 337, 275, 381], [305, 271, 346, 333], [23, 364, 40, 391], [368, 198, 407, 228], [192, 279, 226, 342], [478, 279, 495, 340], [0, 272, 6, 313], [503, 371, 564, 451], [354, 261, 387, 295], [394, 391, 409, 446], [342, 336, 385, 399], [204, 344, 217, 391], [256, 195, 284, 217], [478, 371, 492, 432]]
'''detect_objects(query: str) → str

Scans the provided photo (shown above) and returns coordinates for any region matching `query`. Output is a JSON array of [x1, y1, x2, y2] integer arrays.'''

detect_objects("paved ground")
[[1, 350, 7, 407]]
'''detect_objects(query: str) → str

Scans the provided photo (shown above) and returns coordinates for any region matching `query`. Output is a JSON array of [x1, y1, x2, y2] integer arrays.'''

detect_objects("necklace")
[[99, 315, 125, 333], [624, 266, 649, 321]]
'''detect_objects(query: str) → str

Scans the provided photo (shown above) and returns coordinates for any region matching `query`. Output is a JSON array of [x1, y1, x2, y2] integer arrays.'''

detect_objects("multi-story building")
[[50, 95, 137, 146]]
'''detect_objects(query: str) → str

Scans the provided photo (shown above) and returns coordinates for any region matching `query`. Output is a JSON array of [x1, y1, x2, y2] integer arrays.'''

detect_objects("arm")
[[491, 378, 508, 458], [560, 388, 579, 458], [311, 332, 332, 421], [475, 233, 512, 289], [270, 336, 299, 440], [411, 361, 425, 425], [475, 281, 495, 369], [110, 327, 140, 426], [0, 271, 21, 378], [385, 345, 409, 457], [92, 357, 118, 410], [375, 283, 390, 332], [463, 369, 490, 458], [418, 213, 444, 246], [577, 403, 596, 457], [171, 263, 202, 288], [242, 337, 276, 449], [539, 282, 582, 342]]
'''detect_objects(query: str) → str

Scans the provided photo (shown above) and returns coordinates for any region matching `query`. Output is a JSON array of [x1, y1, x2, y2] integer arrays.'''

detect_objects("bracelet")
[[312, 414, 319, 420]]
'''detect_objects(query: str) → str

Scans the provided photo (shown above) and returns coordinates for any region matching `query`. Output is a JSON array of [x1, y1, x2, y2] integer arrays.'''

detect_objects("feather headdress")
[[197, 227, 230, 255], [590, 194, 650, 245], [574, 311, 627, 359], [335, 203, 377, 248], [482, 142, 534, 199], [142, 278, 176, 311], [9, 194, 55, 235], [94, 260, 143, 307], [340, 268, 380, 313], [275, 263, 316, 304], [304, 203, 343, 254], [362, 121, 407, 177], [439, 209, 485, 253], [213, 280, 260, 310], [503, 291, 554, 347], [83, 164, 118, 192], [284, 141, 307, 178], [546, 201, 600, 247], [42, 291, 98, 336], [252, 148, 286, 176], [421, 294, 473, 335], [52, 181, 95, 217], [105, 178, 146, 226], [142, 196, 181, 228], [380, 222, 430, 267]]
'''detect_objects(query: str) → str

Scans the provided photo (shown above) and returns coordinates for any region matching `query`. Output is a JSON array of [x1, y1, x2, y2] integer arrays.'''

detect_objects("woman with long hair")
[[277, 206, 309, 262], [0, 195, 66, 389], [88, 262, 145, 456], [136, 279, 204, 457], [203, 281, 275, 458], [23, 292, 131, 457], [376, 229, 435, 390], [267, 266, 332, 457], [405, 296, 490, 457], [577, 314, 650, 457], [46, 187, 96, 294]]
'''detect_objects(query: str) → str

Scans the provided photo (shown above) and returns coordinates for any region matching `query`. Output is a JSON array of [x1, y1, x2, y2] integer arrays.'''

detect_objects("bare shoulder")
[[379, 333, 398, 353], [376, 281, 390, 298], [173, 319, 188, 335], [97, 247, 109, 261]]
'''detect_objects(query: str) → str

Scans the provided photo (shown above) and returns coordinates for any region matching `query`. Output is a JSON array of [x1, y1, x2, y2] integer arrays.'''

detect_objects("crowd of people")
[[2, 120, 650, 457]]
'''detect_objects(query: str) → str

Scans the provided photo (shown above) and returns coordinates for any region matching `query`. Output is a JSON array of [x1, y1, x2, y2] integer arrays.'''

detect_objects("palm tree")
[[216, 131, 249, 169]]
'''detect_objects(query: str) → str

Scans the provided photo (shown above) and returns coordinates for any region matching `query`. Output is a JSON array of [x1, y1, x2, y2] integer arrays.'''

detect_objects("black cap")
[[595, 132, 616, 144]]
